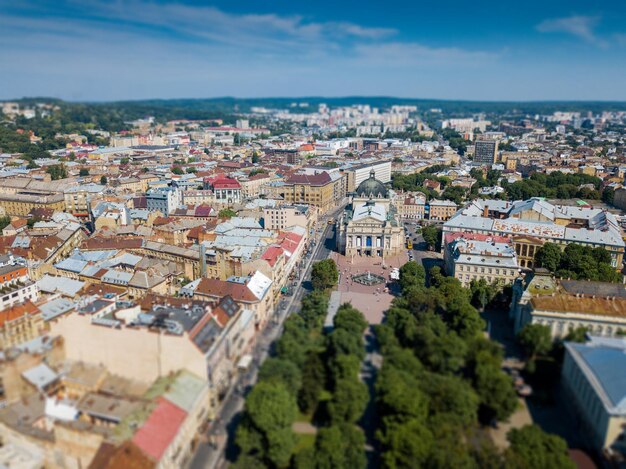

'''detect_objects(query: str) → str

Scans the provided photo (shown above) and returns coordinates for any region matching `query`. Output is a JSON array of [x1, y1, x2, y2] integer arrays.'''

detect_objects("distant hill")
[[7, 96, 626, 120]]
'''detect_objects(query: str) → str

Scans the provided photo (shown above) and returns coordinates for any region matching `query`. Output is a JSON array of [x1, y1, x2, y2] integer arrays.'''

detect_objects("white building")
[[146, 187, 182, 215]]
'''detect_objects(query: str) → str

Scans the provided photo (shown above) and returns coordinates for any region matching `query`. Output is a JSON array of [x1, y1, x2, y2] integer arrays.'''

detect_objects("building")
[[394, 193, 426, 220], [203, 177, 241, 205], [0, 261, 38, 311], [474, 140, 499, 165], [64, 184, 105, 218], [443, 198, 625, 267], [510, 274, 626, 338], [337, 170, 404, 259], [146, 187, 182, 215], [281, 171, 345, 212], [562, 336, 626, 458], [0, 301, 44, 349], [443, 232, 519, 287], [343, 161, 392, 193], [263, 205, 311, 231], [428, 199, 458, 221], [0, 193, 65, 217]]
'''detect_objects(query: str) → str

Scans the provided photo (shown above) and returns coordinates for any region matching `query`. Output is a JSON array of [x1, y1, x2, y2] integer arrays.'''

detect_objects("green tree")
[[298, 352, 326, 413], [505, 425, 575, 469], [218, 208, 237, 219], [380, 420, 434, 468], [258, 358, 302, 396], [535, 243, 562, 272], [171, 166, 184, 175], [0, 216, 11, 231], [333, 304, 368, 335], [564, 326, 589, 343], [518, 324, 553, 361], [327, 378, 368, 424], [469, 279, 498, 311], [79, 168, 89, 177], [311, 259, 339, 291], [472, 351, 518, 422], [236, 382, 297, 467], [310, 425, 366, 469], [46, 164, 67, 180], [399, 261, 426, 291], [251, 151, 260, 164], [326, 328, 365, 360], [602, 187, 615, 205], [100, 175, 107, 185], [422, 225, 440, 250]]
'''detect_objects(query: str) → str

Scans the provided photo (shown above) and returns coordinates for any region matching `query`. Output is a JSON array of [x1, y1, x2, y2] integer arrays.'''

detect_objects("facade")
[[0, 301, 44, 349], [263, 205, 311, 231], [0, 193, 65, 216], [203, 177, 241, 204], [562, 337, 626, 457], [64, 184, 105, 217], [428, 199, 458, 221], [337, 170, 404, 259], [146, 187, 182, 215], [394, 192, 426, 220], [443, 232, 519, 288], [510, 275, 626, 338], [474, 140, 499, 165], [281, 171, 345, 212]]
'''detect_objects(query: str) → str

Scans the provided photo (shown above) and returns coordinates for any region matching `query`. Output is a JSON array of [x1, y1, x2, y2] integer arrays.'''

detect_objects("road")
[[187, 203, 345, 469], [402, 220, 443, 273]]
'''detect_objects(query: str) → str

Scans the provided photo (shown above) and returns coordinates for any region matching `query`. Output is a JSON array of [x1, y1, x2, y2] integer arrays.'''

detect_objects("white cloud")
[[536, 15, 607, 47]]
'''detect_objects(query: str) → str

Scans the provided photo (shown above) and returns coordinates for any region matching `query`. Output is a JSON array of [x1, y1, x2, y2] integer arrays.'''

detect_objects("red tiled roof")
[[261, 246, 284, 267], [195, 278, 257, 303], [132, 398, 187, 462], [444, 231, 511, 245], [0, 301, 39, 328]]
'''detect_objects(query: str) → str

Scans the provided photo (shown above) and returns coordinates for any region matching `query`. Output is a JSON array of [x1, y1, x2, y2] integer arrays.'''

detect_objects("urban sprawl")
[[0, 99, 625, 468]]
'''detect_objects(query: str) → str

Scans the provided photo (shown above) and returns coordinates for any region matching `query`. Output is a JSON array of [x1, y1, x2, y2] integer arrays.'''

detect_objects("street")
[[187, 203, 344, 469]]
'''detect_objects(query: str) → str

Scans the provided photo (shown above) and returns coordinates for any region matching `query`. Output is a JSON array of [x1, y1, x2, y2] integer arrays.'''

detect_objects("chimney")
[[483, 206, 489, 218]]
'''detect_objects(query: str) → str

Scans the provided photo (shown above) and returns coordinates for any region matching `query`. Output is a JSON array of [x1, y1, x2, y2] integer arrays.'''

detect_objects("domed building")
[[355, 169, 389, 199], [336, 170, 404, 259]]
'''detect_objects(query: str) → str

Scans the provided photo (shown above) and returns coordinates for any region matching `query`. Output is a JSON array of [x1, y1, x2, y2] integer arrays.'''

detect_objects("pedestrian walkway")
[[324, 291, 342, 329]]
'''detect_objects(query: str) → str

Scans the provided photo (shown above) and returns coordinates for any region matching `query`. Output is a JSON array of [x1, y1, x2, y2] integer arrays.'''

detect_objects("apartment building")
[[444, 232, 519, 287], [146, 187, 182, 215], [428, 199, 458, 221], [263, 205, 312, 230], [281, 171, 345, 212]]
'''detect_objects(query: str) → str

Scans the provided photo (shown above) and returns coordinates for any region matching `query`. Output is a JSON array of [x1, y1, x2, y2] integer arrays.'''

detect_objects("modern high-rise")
[[474, 140, 499, 165]]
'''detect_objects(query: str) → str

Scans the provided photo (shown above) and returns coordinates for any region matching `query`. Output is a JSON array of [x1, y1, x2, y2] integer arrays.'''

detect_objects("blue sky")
[[1, 0, 626, 101]]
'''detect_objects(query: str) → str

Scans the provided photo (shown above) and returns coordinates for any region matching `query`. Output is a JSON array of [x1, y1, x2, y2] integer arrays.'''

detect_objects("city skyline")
[[2, 0, 626, 101]]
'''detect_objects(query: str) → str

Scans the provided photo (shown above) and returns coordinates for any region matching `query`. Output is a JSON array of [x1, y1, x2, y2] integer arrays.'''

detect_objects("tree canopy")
[[311, 259, 339, 291]]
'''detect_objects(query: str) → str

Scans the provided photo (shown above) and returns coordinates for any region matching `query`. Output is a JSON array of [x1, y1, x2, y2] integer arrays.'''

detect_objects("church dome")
[[356, 169, 388, 198]]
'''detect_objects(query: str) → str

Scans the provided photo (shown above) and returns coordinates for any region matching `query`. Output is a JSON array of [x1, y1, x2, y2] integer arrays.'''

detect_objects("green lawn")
[[293, 433, 316, 453]]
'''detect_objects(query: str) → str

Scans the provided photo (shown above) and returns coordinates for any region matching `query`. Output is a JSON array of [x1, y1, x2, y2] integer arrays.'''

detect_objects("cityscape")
[[2, 1, 626, 469]]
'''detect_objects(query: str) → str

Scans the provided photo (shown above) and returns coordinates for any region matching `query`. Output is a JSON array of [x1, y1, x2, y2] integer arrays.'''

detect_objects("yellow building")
[[0, 301, 44, 349], [281, 172, 345, 212], [0, 193, 65, 216]]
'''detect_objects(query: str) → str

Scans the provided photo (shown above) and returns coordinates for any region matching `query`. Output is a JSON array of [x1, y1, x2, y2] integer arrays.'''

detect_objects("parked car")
[[517, 384, 533, 397]]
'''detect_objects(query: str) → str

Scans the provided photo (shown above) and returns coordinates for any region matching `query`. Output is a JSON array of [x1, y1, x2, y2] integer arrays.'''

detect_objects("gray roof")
[[567, 337, 626, 415], [22, 363, 59, 390]]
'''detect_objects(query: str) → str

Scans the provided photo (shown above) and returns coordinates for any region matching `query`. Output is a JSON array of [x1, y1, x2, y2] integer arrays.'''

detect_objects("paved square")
[[331, 250, 409, 324]]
